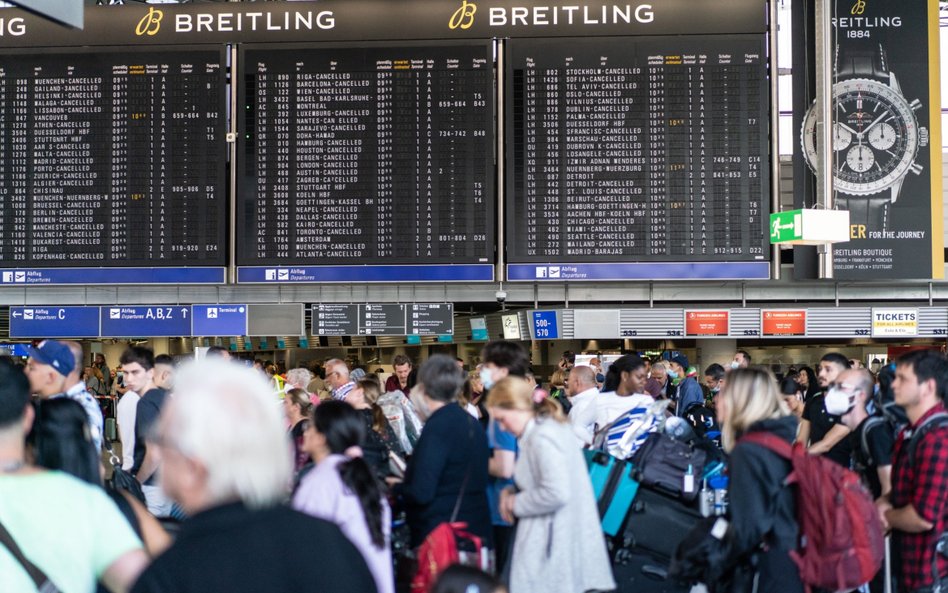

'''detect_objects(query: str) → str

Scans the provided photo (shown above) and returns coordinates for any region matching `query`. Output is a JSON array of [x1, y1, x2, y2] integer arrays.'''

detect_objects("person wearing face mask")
[[667, 354, 704, 418], [833, 369, 893, 506], [797, 352, 853, 467], [731, 350, 752, 370], [570, 354, 654, 436], [703, 363, 726, 405], [479, 340, 531, 576]]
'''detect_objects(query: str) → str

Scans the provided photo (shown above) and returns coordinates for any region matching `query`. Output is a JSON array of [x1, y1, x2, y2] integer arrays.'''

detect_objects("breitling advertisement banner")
[[795, 0, 943, 280]]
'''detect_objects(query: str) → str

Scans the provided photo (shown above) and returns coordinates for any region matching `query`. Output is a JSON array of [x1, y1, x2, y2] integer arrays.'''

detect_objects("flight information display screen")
[[237, 42, 494, 267], [0, 46, 228, 267], [506, 36, 769, 263]]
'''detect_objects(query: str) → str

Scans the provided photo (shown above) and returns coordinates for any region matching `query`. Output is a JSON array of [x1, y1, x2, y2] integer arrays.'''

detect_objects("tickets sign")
[[871, 308, 919, 337], [762, 310, 806, 336], [685, 310, 729, 336]]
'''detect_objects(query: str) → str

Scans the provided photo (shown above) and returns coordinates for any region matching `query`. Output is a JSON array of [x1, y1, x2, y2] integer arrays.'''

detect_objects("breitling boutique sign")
[[795, 0, 943, 280]]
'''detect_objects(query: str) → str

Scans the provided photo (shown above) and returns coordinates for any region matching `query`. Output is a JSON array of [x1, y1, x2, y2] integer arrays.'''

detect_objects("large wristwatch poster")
[[795, 0, 943, 279]]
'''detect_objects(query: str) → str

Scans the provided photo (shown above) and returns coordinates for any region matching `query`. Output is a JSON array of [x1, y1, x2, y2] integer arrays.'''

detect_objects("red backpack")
[[740, 432, 885, 592], [410, 522, 489, 593]]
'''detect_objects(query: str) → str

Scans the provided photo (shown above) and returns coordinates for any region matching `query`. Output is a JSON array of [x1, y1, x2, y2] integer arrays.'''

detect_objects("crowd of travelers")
[[0, 339, 946, 593]]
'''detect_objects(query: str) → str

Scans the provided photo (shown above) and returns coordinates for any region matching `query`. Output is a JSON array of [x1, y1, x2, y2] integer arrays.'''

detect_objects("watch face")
[[801, 78, 921, 196]]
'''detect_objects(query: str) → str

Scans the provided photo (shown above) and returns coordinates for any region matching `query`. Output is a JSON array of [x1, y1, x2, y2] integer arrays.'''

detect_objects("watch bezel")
[[801, 77, 921, 196]]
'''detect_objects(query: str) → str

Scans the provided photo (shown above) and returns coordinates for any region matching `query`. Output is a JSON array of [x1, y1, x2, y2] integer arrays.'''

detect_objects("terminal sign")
[[685, 311, 730, 337], [871, 308, 918, 337], [100, 306, 191, 338], [192, 305, 248, 337], [762, 310, 806, 337]]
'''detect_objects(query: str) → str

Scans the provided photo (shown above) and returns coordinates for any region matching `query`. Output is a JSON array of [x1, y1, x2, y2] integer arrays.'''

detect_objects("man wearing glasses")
[[324, 359, 355, 402]]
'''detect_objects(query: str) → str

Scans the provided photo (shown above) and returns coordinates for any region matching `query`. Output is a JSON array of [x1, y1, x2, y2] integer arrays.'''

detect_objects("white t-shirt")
[[116, 390, 140, 471], [567, 387, 601, 445], [571, 391, 655, 437]]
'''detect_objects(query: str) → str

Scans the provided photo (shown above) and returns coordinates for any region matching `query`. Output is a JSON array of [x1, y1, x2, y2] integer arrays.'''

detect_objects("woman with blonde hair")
[[715, 367, 803, 593], [487, 377, 614, 593]]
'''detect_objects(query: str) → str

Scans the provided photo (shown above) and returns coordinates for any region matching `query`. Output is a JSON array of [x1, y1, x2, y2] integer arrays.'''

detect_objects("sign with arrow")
[[10, 306, 100, 338], [100, 306, 191, 337], [769, 210, 802, 244]]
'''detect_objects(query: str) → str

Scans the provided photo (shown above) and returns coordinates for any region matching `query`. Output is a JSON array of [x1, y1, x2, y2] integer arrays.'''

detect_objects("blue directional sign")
[[192, 305, 248, 337], [100, 306, 191, 337], [532, 311, 559, 340], [10, 306, 100, 338]]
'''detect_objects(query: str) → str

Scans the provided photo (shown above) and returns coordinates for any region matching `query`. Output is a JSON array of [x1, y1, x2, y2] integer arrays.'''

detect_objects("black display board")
[[0, 46, 227, 267], [313, 303, 454, 336], [506, 36, 769, 263], [237, 42, 494, 267]]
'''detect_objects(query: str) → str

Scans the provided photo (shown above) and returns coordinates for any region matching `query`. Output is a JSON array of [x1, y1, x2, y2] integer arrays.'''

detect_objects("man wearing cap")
[[24, 340, 105, 451], [667, 354, 704, 418]]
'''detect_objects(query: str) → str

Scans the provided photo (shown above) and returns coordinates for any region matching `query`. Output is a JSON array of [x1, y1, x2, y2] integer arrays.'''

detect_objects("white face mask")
[[824, 387, 855, 416], [729, 360, 740, 370], [479, 367, 496, 391]]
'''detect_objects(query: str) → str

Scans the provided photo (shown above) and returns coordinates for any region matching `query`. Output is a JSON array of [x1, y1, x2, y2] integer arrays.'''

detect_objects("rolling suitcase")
[[584, 450, 641, 536], [620, 484, 703, 560], [611, 548, 691, 593]]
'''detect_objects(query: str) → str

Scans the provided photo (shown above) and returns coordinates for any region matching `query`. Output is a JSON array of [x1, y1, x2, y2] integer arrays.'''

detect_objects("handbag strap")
[[449, 425, 476, 523], [0, 517, 60, 591]]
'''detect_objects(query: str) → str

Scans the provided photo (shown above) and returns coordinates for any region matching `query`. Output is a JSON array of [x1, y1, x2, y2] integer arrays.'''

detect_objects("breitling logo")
[[135, 7, 163, 36], [449, 0, 477, 30], [850, 0, 866, 15]]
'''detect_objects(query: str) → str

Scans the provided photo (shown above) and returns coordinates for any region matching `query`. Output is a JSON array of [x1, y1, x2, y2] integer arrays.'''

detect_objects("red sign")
[[761, 310, 806, 336], [685, 310, 729, 336]]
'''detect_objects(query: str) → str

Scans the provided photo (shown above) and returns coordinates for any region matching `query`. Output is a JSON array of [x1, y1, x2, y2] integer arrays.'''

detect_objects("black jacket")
[[396, 403, 492, 548], [728, 416, 804, 593], [131, 503, 377, 593]]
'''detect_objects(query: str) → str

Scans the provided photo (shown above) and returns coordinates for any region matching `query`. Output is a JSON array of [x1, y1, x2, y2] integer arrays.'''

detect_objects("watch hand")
[[837, 122, 860, 136], [862, 112, 889, 135]]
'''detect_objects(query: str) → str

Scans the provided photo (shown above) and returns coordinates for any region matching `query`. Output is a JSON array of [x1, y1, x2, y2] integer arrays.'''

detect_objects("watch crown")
[[920, 127, 930, 148], [910, 99, 923, 111], [911, 163, 924, 175]]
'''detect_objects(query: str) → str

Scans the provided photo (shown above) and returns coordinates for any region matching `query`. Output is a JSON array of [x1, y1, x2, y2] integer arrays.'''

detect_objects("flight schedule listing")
[[507, 36, 769, 263], [238, 43, 494, 267], [0, 47, 227, 267]]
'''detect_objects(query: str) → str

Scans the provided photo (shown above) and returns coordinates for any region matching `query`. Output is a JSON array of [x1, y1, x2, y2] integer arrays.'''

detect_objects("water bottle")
[[682, 464, 695, 496], [709, 476, 729, 516], [699, 478, 714, 517]]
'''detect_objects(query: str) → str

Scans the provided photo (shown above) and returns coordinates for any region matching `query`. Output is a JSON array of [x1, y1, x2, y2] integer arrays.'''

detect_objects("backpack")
[[592, 400, 665, 460], [739, 432, 884, 592], [904, 412, 948, 468], [858, 415, 894, 468], [410, 522, 491, 593]]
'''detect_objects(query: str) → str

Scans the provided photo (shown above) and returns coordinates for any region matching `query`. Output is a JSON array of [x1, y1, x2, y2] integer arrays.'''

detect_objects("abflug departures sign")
[[0, 0, 765, 47]]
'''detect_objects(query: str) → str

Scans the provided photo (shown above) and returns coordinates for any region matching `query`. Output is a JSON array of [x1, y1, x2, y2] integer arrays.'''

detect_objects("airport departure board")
[[237, 43, 494, 267], [0, 47, 228, 267], [507, 36, 769, 263]]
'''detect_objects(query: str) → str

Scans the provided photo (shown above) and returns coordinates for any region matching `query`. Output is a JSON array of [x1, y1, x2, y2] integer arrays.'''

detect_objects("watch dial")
[[846, 144, 875, 173], [833, 123, 853, 152], [801, 78, 921, 196], [868, 122, 896, 151]]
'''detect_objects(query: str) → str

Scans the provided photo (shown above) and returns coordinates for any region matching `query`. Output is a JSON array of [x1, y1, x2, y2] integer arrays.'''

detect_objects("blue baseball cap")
[[28, 340, 75, 377], [670, 354, 690, 371]]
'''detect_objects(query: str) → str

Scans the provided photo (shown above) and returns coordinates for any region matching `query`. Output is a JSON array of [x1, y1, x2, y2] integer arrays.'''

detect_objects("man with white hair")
[[131, 359, 377, 593], [325, 358, 355, 401]]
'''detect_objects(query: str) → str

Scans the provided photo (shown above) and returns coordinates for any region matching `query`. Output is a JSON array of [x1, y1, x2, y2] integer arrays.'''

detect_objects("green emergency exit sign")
[[769, 210, 802, 244]]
